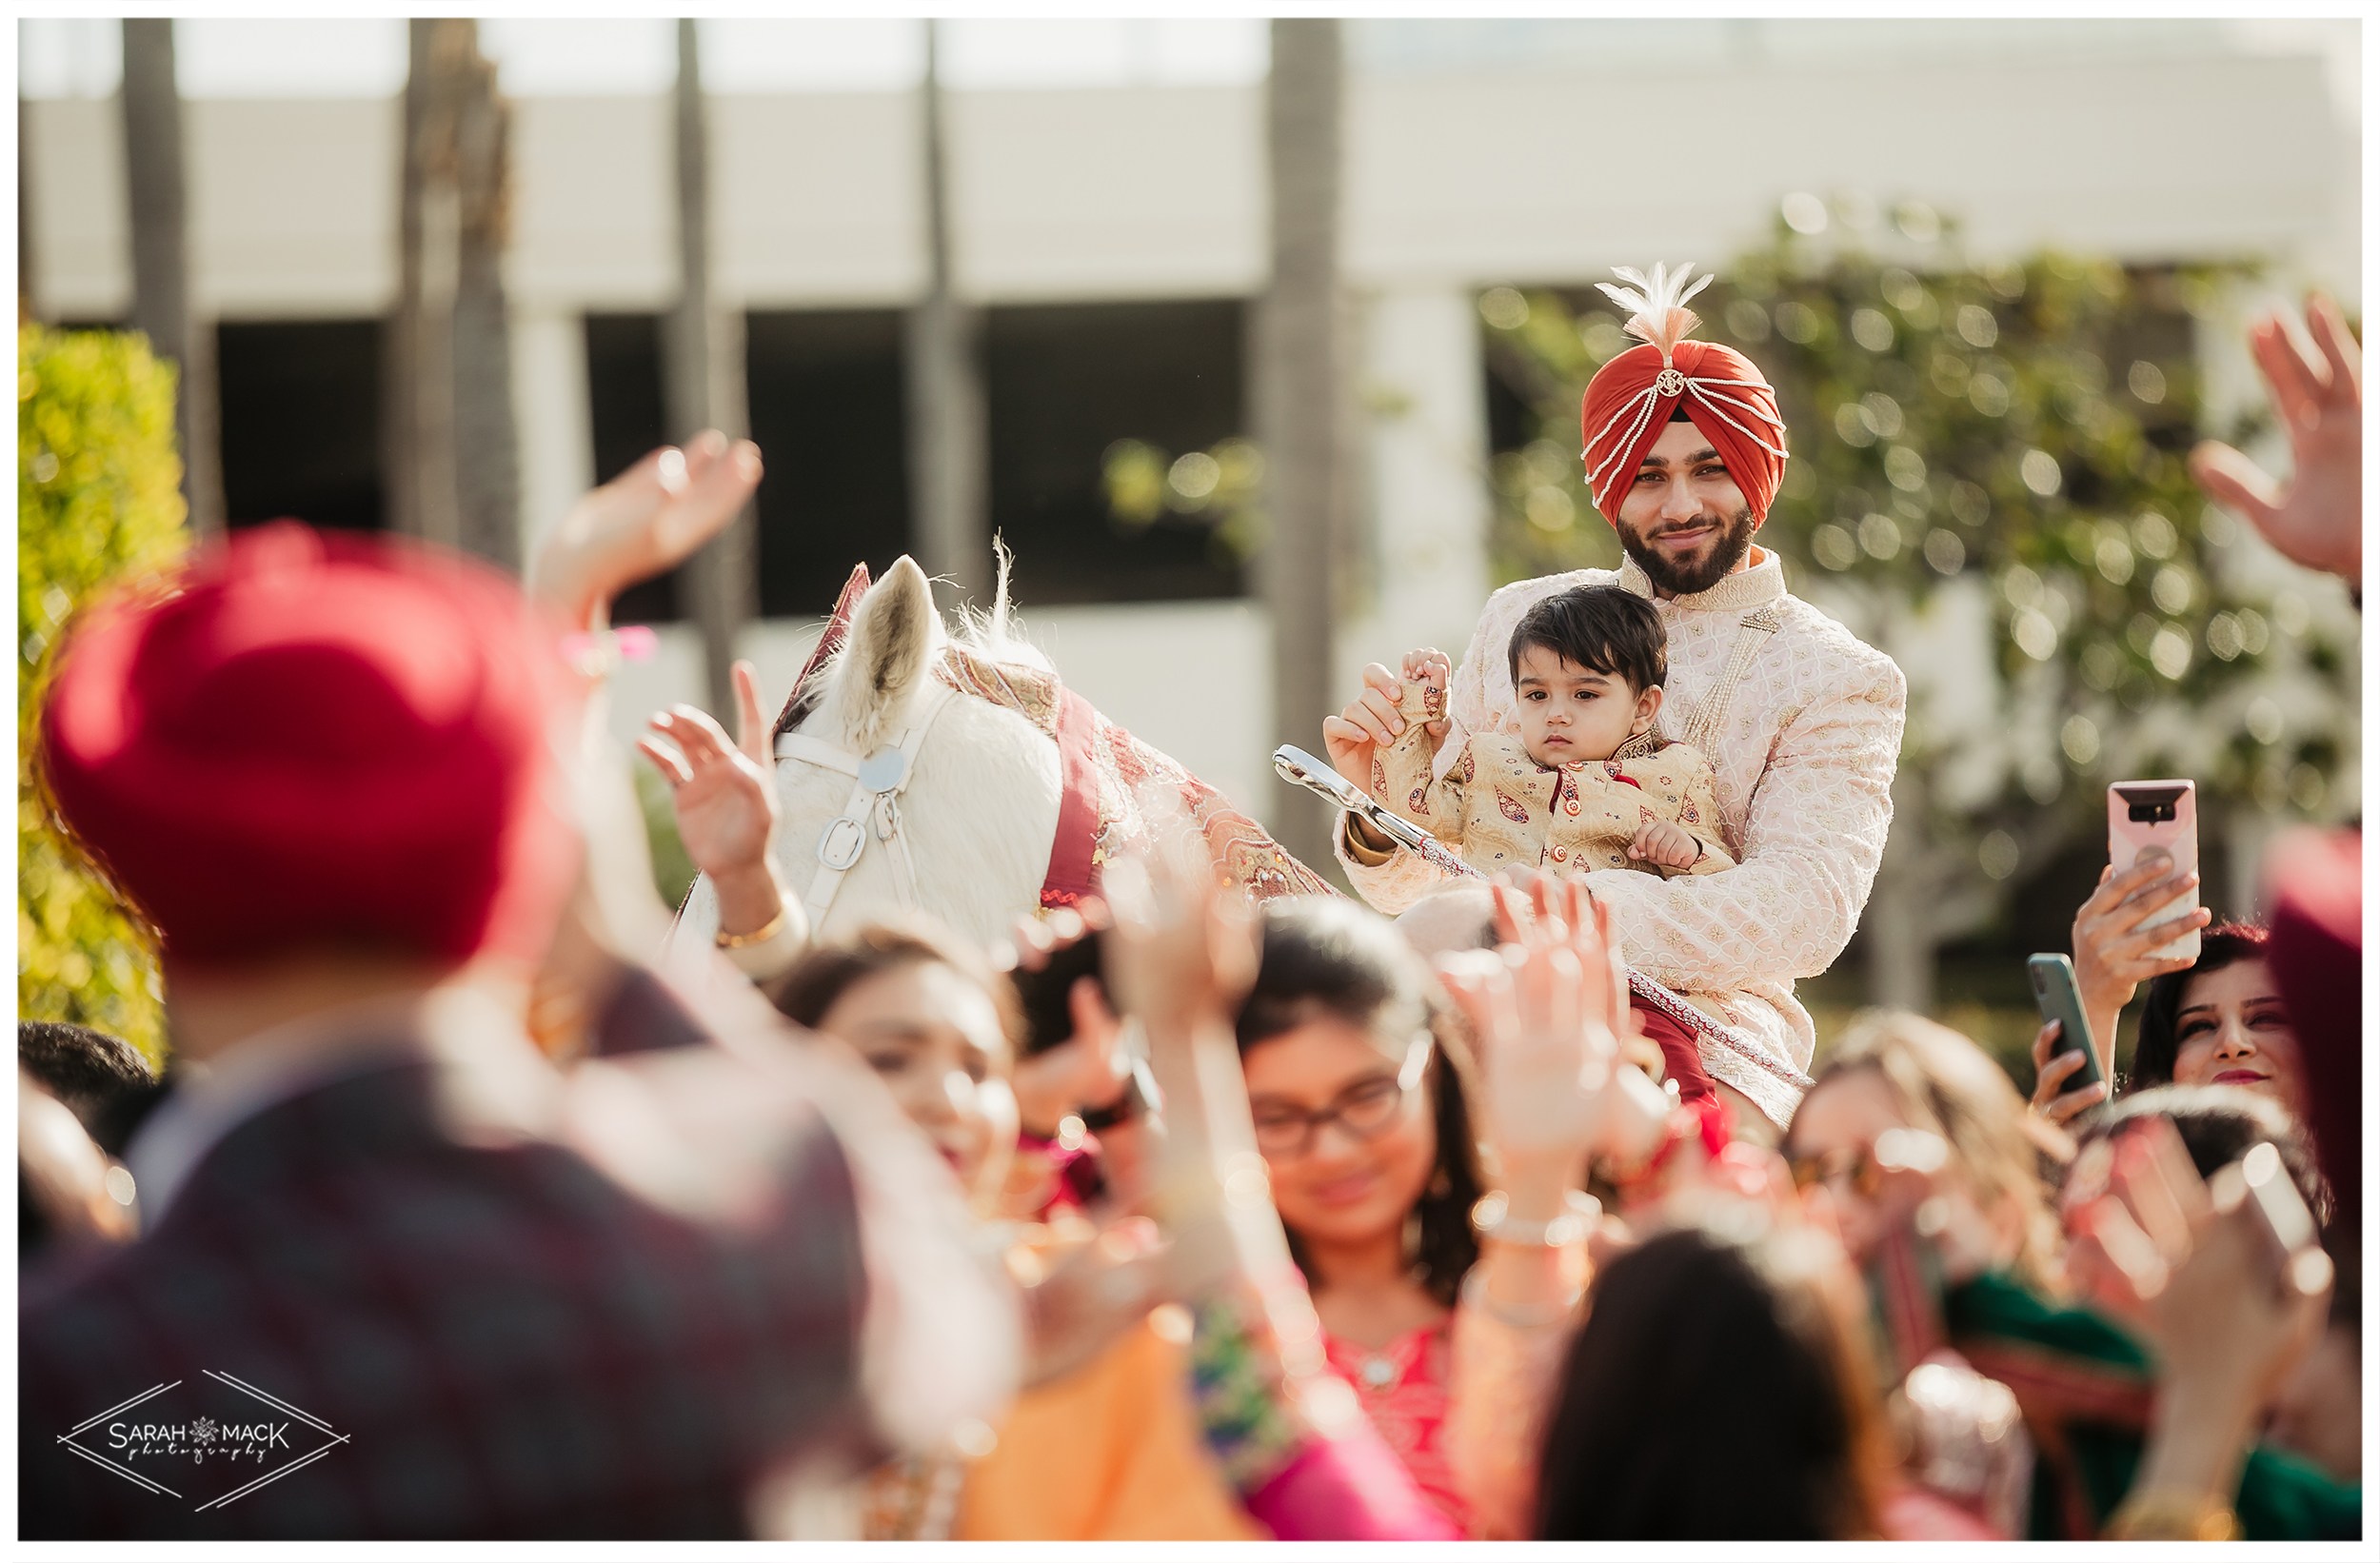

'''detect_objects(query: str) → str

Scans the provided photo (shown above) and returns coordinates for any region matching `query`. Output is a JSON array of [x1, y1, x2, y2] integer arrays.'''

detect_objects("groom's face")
[[1613, 419, 1758, 596]]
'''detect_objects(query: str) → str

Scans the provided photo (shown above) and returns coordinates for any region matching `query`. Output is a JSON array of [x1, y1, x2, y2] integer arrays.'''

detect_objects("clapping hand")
[[2190, 294, 2362, 584], [1441, 880, 1668, 1184]]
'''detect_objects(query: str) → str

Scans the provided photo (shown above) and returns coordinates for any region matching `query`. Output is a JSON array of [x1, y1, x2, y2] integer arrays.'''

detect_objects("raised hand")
[[529, 432, 764, 634], [1002, 901, 1133, 1137], [2189, 295, 2361, 584], [2070, 853, 2211, 1072], [2069, 1118, 2333, 1531], [1101, 811, 1297, 1306], [1320, 662, 1411, 789], [1442, 883, 1664, 1184], [1101, 821, 1259, 1042], [638, 660, 790, 940]]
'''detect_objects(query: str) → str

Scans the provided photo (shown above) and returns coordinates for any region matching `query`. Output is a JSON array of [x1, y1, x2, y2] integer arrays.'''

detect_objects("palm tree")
[[1255, 19, 1348, 875], [905, 20, 991, 611], [119, 19, 224, 534], [664, 18, 756, 718], [389, 19, 519, 567]]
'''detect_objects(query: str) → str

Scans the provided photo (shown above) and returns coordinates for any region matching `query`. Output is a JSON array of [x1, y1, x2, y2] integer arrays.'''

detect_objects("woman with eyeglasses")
[[1234, 894, 1623, 1536]]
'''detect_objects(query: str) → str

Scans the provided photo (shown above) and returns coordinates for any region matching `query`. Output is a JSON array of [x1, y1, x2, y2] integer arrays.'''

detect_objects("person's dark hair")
[[2129, 921, 2271, 1090], [1536, 1222, 1890, 1539], [17, 1020, 153, 1130], [769, 915, 1022, 1053], [1505, 584, 1667, 694], [2080, 1083, 2332, 1226], [1236, 898, 1485, 1308]]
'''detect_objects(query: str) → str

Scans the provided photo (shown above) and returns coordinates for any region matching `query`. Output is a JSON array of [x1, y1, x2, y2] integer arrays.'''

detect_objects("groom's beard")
[[1616, 505, 1758, 596]]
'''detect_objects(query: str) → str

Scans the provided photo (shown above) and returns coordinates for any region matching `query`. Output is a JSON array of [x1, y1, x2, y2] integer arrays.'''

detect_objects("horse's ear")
[[834, 555, 939, 754]]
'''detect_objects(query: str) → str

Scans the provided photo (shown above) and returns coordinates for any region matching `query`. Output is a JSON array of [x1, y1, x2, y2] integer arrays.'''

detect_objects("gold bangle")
[[715, 906, 788, 950], [2104, 1492, 2242, 1541]]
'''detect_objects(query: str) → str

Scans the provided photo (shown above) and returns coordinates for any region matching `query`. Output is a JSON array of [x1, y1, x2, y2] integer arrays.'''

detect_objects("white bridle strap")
[[776, 679, 958, 931]]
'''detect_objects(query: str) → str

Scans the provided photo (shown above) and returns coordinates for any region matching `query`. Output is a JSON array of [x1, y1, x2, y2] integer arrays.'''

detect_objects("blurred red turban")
[[2260, 827, 2361, 1235], [39, 523, 579, 969], [1579, 263, 1789, 524]]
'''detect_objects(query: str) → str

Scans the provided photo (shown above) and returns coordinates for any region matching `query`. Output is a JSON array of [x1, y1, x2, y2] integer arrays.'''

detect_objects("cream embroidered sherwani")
[[1338, 548, 1907, 1127], [1376, 681, 1735, 881]]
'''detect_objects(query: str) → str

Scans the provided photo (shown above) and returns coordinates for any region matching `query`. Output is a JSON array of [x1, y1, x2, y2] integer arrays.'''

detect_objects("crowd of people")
[[14, 280, 2363, 1543]]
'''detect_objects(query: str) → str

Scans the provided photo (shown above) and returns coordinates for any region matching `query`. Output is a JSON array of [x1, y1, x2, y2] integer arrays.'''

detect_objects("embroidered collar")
[[1616, 544, 1787, 614]]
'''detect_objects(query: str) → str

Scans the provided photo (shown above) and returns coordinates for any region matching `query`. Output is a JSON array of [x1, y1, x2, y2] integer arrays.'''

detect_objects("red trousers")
[[1630, 997, 1716, 1106]]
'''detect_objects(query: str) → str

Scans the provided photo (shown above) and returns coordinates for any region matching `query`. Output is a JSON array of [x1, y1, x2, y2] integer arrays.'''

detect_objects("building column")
[[510, 305, 593, 566], [1340, 284, 1493, 699]]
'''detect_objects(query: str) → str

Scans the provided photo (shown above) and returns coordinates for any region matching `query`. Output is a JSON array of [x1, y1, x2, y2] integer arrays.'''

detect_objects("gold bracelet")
[[2104, 1491, 2242, 1541], [715, 906, 788, 950]]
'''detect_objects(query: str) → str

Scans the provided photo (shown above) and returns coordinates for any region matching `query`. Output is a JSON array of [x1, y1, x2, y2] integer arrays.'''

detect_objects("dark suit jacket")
[[20, 1012, 872, 1539]]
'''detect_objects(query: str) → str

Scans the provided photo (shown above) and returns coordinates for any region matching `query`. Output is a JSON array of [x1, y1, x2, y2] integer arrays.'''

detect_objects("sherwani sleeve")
[[1579, 652, 1906, 990], [1376, 683, 1469, 846], [1335, 606, 1512, 912]]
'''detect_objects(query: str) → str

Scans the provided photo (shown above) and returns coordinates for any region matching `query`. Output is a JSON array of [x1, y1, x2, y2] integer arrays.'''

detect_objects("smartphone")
[[2026, 954, 2103, 1093], [2108, 780, 2200, 963]]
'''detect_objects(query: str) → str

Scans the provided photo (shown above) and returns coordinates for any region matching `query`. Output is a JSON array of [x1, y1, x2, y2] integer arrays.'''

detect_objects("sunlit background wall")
[[20, 17, 2361, 1037]]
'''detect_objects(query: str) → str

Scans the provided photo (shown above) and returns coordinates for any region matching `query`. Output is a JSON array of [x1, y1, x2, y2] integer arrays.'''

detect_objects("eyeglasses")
[[1787, 1128, 1948, 1199], [1250, 1039, 1430, 1159]]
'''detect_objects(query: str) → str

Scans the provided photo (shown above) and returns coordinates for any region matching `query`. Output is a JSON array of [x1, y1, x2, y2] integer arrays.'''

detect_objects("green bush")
[[19, 325, 190, 1063]]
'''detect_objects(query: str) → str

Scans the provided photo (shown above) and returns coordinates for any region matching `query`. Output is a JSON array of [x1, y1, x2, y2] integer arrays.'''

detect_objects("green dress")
[[1942, 1271, 2359, 1540]]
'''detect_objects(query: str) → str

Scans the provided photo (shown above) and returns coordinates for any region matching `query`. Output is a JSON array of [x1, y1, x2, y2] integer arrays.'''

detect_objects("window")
[[744, 309, 910, 618], [982, 298, 1246, 605], [583, 311, 675, 622], [216, 319, 384, 532], [589, 298, 1248, 621]]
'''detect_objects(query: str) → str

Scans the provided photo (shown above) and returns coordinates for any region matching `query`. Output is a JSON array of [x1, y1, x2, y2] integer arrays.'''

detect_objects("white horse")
[[674, 554, 1326, 950]]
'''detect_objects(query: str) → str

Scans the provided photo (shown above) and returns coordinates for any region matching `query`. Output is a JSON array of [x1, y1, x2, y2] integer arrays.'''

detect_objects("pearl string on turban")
[[1578, 262, 1791, 524]]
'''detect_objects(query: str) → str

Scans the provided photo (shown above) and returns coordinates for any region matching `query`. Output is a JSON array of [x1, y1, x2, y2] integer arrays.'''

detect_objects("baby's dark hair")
[[1506, 584, 1667, 693]]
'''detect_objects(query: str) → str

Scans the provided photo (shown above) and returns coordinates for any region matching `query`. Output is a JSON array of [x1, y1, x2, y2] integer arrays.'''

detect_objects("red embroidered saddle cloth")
[[774, 565, 1335, 911]]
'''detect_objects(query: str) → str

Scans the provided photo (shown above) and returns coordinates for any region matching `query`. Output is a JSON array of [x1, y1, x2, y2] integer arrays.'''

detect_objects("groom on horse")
[[1324, 265, 1908, 1138]]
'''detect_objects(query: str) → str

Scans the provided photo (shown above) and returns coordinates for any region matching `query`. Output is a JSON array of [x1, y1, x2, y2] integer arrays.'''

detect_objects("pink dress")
[[1321, 1321, 1469, 1534]]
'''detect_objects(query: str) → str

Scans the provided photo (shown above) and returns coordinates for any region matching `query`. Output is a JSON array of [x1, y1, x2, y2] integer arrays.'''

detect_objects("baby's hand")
[[1627, 818, 1702, 871], [1399, 647, 1453, 736]]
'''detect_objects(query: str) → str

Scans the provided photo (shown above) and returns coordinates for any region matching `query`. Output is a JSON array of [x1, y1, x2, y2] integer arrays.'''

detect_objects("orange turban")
[[1579, 264, 1789, 523]]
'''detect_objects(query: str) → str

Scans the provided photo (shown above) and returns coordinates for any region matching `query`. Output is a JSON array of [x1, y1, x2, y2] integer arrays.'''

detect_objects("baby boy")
[[1377, 584, 1733, 880]]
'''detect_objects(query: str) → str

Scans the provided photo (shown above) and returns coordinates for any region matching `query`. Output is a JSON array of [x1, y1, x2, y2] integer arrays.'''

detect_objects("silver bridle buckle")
[[817, 814, 865, 871]]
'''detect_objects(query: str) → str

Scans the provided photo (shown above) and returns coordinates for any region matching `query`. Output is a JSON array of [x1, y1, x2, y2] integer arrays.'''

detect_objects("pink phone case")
[[2108, 780, 2201, 963]]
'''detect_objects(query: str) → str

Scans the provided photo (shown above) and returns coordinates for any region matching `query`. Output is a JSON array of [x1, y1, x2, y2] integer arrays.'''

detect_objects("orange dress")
[[956, 1309, 1263, 1540]]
